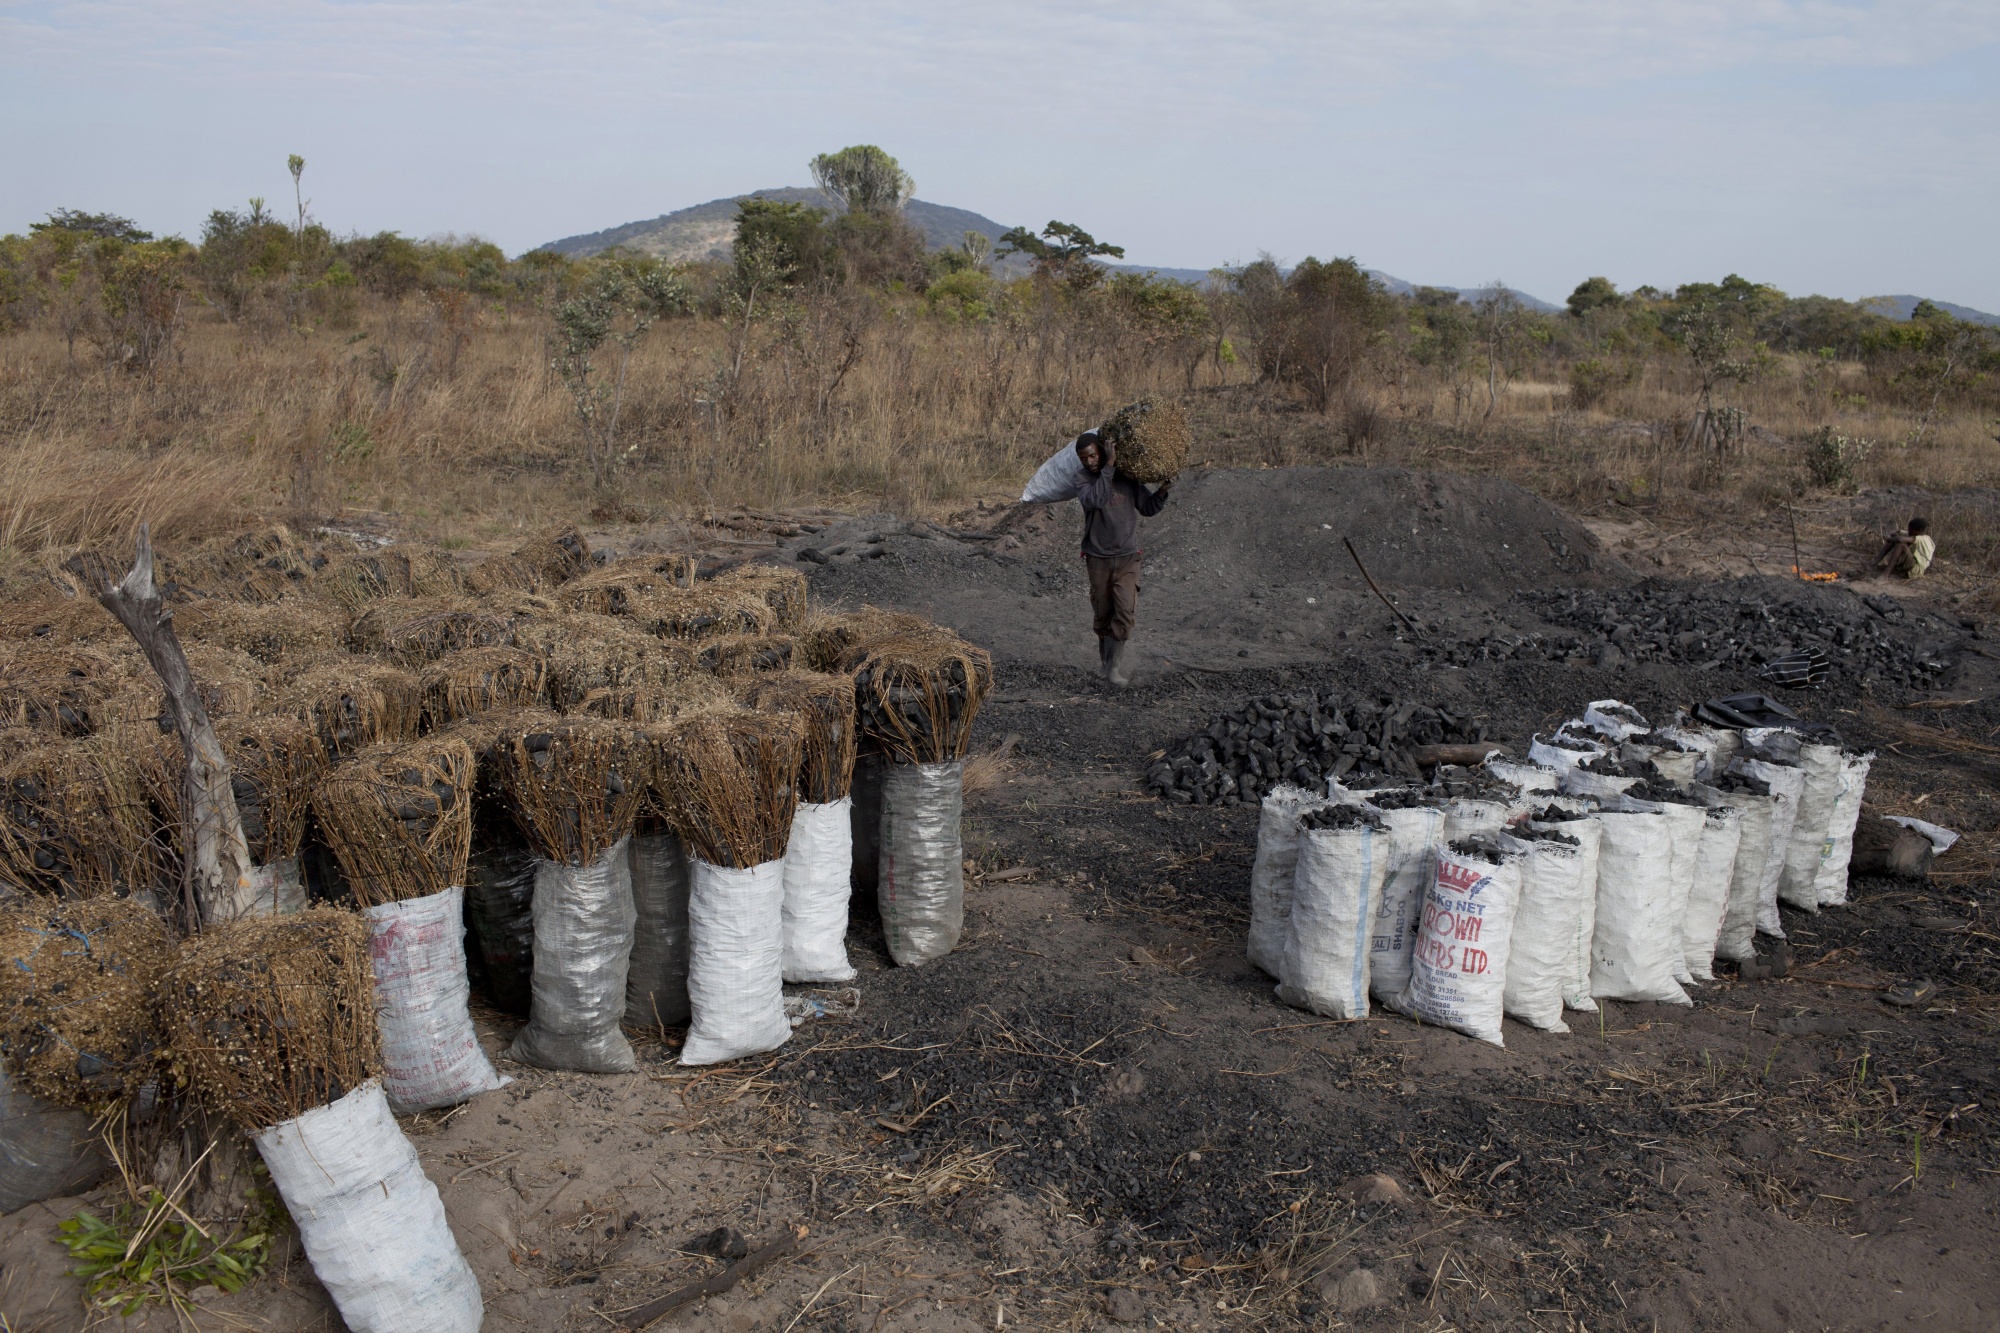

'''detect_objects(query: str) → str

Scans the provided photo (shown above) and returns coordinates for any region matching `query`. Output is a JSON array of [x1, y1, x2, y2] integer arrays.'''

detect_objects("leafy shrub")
[[1566, 358, 1629, 410], [1801, 425, 1873, 491]]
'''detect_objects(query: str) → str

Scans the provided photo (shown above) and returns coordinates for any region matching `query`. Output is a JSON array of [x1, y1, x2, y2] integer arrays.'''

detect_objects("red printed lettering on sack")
[[1436, 860, 1490, 896], [1460, 948, 1489, 975]]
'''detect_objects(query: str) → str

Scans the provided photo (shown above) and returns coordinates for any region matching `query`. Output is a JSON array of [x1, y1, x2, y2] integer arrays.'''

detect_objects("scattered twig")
[[617, 1229, 799, 1330], [1344, 537, 1420, 636]]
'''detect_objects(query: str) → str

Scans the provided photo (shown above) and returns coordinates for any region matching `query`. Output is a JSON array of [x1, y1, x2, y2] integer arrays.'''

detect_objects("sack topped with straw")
[[650, 707, 803, 1064], [710, 563, 809, 629], [347, 597, 514, 666], [493, 715, 651, 1073], [0, 897, 173, 1108], [420, 646, 548, 729], [740, 672, 860, 984], [0, 731, 162, 899], [464, 525, 593, 596], [843, 629, 992, 765], [281, 661, 423, 758], [165, 909, 482, 1333], [1097, 397, 1190, 485], [318, 546, 466, 610]]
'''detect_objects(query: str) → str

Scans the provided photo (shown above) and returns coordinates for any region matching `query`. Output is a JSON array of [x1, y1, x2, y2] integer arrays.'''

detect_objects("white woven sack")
[[1561, 767, 1639, 803], [1679, 805, 1743, 982], [1392, 841, 1525, 1046], [1589, 811, 1691, 1005], [1443, 798, 1509, 841], [1485, 759, 1559, 794], [507, 839, 638, 1073], [1813, 752, 1874, 907], [366, 886, 508, 1113], [1705, 787, 1778, 962], [878, 760, 964, 967], [1505, 826, 1600, 1031], [1247, 785, 1325, 977], [1653, 801, 1708, 986], [782, 798, 857, 983], [1733, 759, 1804, 937], [682, 857, 790, 1066], [1777, 743, 1847, 911], [249, 857, 307, 915], [1529, 734, 1602, 780], [1364, 803, 1446, 1001], [1580, 700, 1650, 741], [1276, 821, 1389, 1020], [1019, 437, 1091, 503], [1648, 748, 1703, 788], [254, 1081, 481, 1333], [1531, 818, 1605, 1013]]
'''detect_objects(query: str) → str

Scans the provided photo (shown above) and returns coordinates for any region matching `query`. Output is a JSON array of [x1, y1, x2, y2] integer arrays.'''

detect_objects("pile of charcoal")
[[1147, 691, 1493, 806], [1424, 581, 1960, 688]]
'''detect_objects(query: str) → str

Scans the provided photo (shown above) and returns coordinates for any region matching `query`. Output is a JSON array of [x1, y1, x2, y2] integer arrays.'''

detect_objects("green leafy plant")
[[1801, 424, 1872, 491], [59, 1189, 272, 1316]]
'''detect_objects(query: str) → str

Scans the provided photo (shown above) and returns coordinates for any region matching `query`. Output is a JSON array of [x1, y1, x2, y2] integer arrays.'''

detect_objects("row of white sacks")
[[1247, 700, 1873, 1046]]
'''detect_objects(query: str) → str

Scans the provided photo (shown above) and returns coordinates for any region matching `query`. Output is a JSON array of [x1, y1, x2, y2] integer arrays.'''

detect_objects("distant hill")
[[1860, 295, 2000, 327]]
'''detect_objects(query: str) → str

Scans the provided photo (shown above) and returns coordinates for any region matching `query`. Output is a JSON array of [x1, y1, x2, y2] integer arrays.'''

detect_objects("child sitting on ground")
[[1874, 515, 1935, 579]]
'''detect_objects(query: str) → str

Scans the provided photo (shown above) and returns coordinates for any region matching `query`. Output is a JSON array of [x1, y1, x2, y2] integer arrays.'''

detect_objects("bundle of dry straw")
[[157, 526, 333, 602], [463, 526, 592, 595], [797, 606, 934, 673], [571, 673, 727, 726], [420, 647, 548, 728], [0, 897, 173, 1106], [739, 671, 857, 803], [282, 662, 423, 757], [697, 633, 794, 676], [0, 644, 122, 736], [348, 598, 514, 666], [0, 732, 161, 897], [650, 707, 804, 869], [844, 631, 994, 764], [312, 736, 476, 907], [519, 616, 696, 708], [0, 590, 119, 646], [164, 909, 380, 1130], [492, 714, 651, 865], [172, 599, 345, 666], [319, 546, 466, 610], [712, 564, 810, 629], [1097, 398, 1190, 484], [556, 557, 690, 617]]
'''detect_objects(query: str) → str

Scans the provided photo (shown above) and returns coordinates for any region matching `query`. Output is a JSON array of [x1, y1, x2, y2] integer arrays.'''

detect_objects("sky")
[[3, 2, 1997, 311]]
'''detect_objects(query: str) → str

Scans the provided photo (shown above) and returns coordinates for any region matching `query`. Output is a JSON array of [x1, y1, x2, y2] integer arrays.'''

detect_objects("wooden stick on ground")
[[1343, 537, 1420, 636], [71, 523, 259, 928], [618, 1230, 799, 1330]]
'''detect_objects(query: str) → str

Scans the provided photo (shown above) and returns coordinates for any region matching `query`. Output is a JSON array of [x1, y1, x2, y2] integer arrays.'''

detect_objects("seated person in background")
[[1874, 516, 1935, 579]]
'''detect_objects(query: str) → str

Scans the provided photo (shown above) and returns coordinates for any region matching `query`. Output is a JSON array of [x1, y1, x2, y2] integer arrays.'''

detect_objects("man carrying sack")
[[1075, 430, 1171, 687]]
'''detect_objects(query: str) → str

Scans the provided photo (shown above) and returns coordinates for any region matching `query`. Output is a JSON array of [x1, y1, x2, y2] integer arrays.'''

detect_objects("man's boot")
[[1097, 636, 1115, 680], [1107, 638, 1134, 688]]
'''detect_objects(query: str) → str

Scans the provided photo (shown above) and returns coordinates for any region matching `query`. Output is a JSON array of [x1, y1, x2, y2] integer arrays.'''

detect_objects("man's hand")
[[1155, 481, 1172, 498], [1100, 439, 1116, 469]]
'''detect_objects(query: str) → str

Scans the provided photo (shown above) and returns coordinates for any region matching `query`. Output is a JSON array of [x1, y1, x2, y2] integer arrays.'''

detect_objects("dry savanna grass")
[[2, 290, 1996, 577]]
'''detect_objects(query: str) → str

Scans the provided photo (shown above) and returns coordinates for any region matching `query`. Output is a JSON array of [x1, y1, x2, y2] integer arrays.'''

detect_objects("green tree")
[[1283, 257, 1390, 414], [1566, 276, 1621, 319], [97, 240, 193, 380], [733, 198, 831, 289], [808, 145, 914, 216], [997, 221, 1124, 289], [551, 262, 689, 483], [31, 209, 152, 242]]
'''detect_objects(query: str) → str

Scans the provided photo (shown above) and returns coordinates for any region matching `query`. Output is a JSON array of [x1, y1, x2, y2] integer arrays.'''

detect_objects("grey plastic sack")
[[0, 1064, 105, 1213], [1506, 824, 1601, 1032], [1589, 811, 1691, 1005], [1364, 802, 1447, 1001], [682, 856, 790, 1066], [366, 886, 508, 1113], [506, 837, 637, 1073], [626, 831, 692, 1030], [1247, 785, 1326, 977], [1392, 839, 1526, 1047], [463, 843, 537, 1015], [1813, 751, 1873, 907], [1019, 437, 1091, 503], [1277, 820, 1389, 1020], [783, 798, 858, 983], [879, 759, 964, 967], [254, 1080, 481, 1333], [1680, 805, 1743, 982]]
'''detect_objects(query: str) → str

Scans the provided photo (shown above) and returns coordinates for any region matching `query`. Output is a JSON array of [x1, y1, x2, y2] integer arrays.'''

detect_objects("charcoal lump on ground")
[[1424, 578, 1964, 688], [1147, 691, 1490, 805]]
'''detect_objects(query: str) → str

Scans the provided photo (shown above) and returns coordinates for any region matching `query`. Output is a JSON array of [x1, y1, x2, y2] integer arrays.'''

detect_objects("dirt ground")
[[5, 466, 1999, 1333]]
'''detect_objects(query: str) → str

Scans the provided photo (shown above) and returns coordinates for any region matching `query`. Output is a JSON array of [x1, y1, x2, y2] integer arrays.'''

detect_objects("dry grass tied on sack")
[[571, 673, 727, 726], [796, 605, 934, 673], [493, 714, 652, 866], [0, 590, 118, 647], [710, 563, 810, 630], [1097, 397, 1190, 485], [555, 557, 691, 617], [845, 630, 994, 764], [346, 597, 514, 666], [0, 897, 174, 1107], [164, 908, 380, 1131], [0, 644, 122, 736], [738, 671, 857, 803], [311, 735, 475, 907], [170, 598, 345, 666], [281, 661, 423, 758], [156, 525, 333, 602], [420, 646, 548, 728], [0, 732, 161, 898], [650, 706, 803, 869], [318, 545, 466, 611], [135, 714, 330, 875], [697, 633, 794, 676], [512, 524, 595, 588], [524, 616, 697, 708]]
